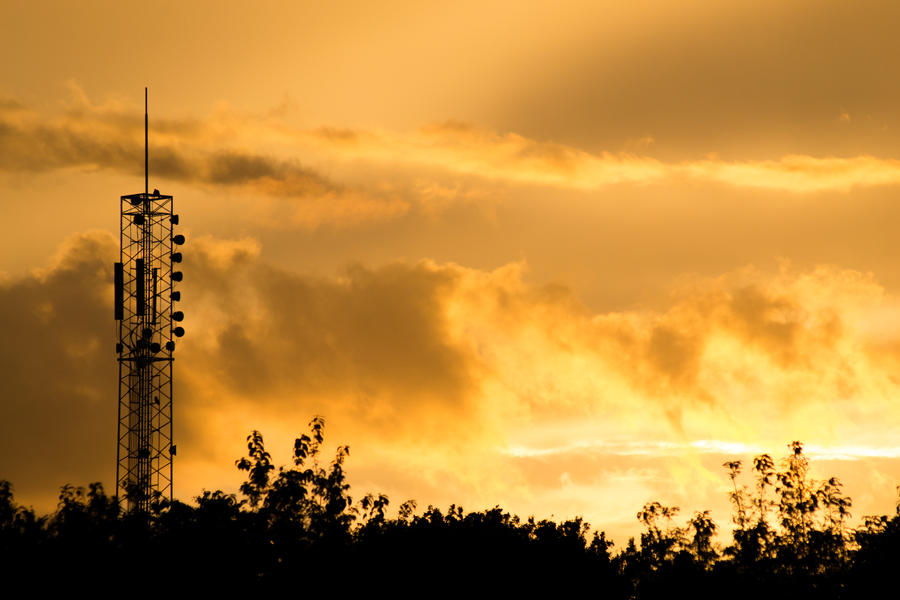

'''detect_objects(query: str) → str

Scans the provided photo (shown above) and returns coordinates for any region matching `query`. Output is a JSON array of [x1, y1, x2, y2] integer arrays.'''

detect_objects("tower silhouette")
[[113, 89, 185, 511]]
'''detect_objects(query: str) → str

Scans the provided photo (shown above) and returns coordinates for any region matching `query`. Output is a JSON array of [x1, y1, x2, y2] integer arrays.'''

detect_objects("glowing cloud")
[[4, 94, 900, 231], [4, 232, 900, 538]]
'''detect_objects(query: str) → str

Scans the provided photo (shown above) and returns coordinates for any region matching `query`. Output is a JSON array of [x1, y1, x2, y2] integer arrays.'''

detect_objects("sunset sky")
[[4, 0, 900, 543]]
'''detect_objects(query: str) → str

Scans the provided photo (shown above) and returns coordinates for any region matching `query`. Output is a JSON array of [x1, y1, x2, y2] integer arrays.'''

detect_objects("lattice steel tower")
[[114, 89, 185, 511]]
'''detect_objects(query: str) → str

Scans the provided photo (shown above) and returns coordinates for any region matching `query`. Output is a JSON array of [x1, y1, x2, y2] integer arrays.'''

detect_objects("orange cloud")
[[312, 124, 900, 193], [4, 232, 900, 540], [5, 93, 900, 228], [0, 94, 409, 229], [683, 155, 900, 193]]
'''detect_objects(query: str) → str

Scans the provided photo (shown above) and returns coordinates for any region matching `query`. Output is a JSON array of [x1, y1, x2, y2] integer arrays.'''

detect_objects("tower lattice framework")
[[114, 90, 185, 511]]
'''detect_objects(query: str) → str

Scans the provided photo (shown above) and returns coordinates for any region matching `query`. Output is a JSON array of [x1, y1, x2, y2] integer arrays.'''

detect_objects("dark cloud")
[[0, 118, 130, 174], [725, 287, 806, 366], [0, 102, 336, 197], [182, 241, 476, 413], [205, 151, 334, 195], [645, 325, 704, 393], [0, 232, 117, 506], [207, 152, 282, 184], [0, 233, 480, 510]]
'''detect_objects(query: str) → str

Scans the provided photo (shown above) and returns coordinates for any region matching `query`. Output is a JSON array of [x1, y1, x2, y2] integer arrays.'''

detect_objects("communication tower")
[[113, 89, 185, 511]]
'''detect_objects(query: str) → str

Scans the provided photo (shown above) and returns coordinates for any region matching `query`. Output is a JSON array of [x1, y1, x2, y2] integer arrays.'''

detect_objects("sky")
[[3, 0, 900, 544]]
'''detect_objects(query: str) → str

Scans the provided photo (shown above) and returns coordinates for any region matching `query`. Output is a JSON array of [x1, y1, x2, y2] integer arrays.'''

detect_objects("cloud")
[[682, 155, 900, 193], [150, 244, 900, 525], [183, 236, 477, 410], [0, 95, 408, 229], [5, 231, 900, 534], [0, 231, 117, 502], [0, 232, 485, 510], [333, 123, 900, 193], [5, 91, 900, 228]]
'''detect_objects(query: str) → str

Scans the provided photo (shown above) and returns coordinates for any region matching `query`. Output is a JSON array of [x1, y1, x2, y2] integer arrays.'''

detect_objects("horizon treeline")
[[3, 417, 900, 597]]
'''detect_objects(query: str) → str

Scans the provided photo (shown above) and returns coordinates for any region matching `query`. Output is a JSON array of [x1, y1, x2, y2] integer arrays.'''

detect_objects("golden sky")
[[3, 0, 900, 543]]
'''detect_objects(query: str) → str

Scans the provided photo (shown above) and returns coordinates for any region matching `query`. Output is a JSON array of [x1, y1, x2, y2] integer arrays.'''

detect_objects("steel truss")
[[115, 190, 181, 511]]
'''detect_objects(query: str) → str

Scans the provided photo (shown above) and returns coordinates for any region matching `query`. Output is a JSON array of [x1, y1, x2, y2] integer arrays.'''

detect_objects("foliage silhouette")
[[4, 426, 900, 596]]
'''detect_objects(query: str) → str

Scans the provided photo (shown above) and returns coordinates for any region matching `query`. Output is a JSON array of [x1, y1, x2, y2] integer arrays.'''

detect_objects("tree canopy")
[[2, 418, 899, 597]]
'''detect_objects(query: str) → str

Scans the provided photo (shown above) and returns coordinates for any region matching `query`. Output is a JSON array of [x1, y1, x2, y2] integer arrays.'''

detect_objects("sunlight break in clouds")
[[316, 123, 900, 193], [504, 440, 900, 462]]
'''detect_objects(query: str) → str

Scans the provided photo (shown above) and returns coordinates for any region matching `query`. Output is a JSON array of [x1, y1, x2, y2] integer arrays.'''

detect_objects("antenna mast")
[[144, 87, 148, 196], [113, 88, 186, 511]]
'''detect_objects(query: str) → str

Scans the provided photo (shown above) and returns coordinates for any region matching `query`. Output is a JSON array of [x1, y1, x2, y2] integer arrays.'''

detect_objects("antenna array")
[[113, 89, 185, 510]]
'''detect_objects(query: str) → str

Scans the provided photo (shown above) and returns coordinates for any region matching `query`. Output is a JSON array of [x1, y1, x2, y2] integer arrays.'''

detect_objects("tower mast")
[[114, 89, 186, 511]]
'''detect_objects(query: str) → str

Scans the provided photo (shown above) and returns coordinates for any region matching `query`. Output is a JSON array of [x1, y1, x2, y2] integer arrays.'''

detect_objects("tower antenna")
[[144, 87, 148, 195], [113, 89, 186, 511]]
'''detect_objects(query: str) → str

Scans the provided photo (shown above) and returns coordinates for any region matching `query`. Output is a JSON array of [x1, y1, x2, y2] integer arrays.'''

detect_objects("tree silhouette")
[[6, 428, 900, 596], [235, 429, 273, 508]]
